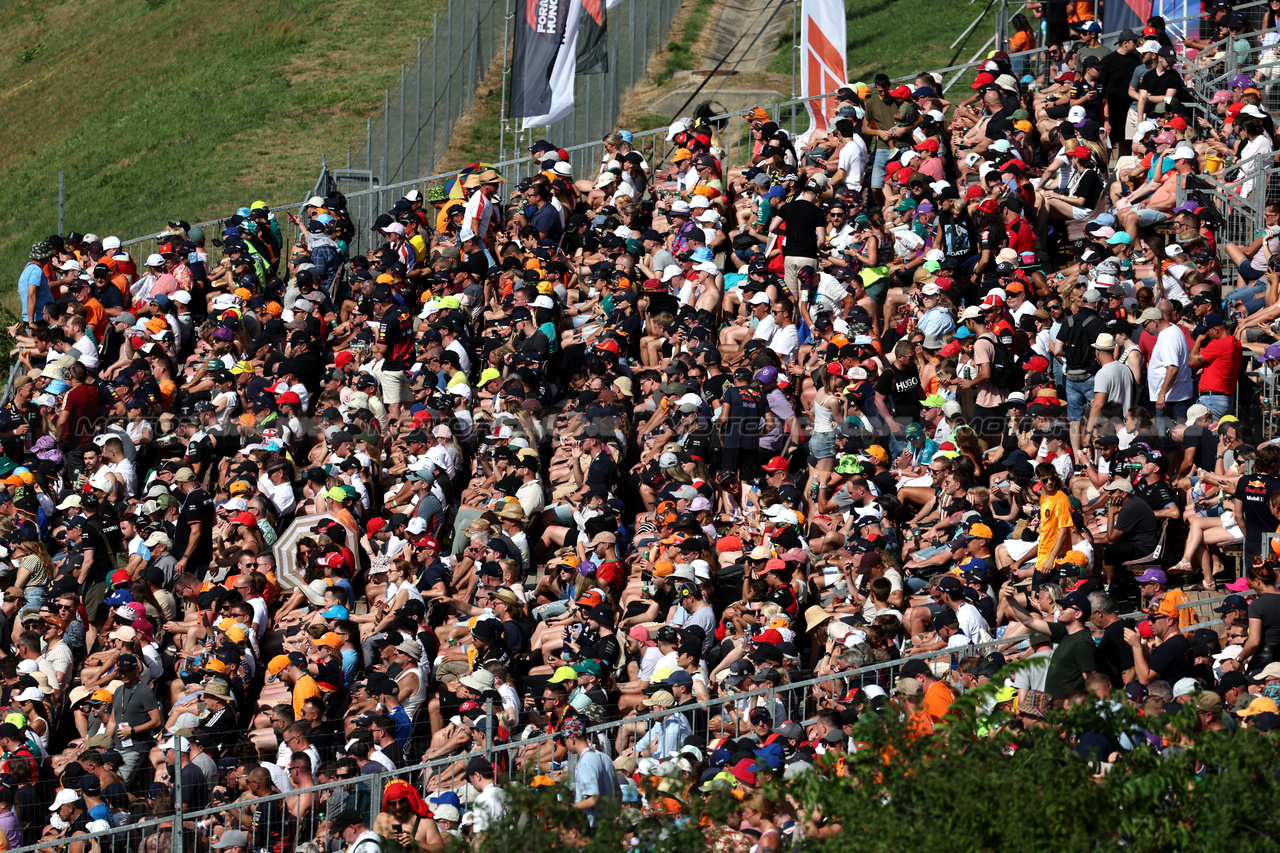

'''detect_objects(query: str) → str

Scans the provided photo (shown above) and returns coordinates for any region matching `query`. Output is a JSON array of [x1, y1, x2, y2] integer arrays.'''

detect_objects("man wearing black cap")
[[719, 367, 763, 478], [107, 653, 162, 784], [1000, 585, 1095, 701], [331, 809, 383, 853], [1188, 312, 1240, 420], [372, 288, 414, 420], [465, 755, 508, 839], [510, 307, 549, 358]]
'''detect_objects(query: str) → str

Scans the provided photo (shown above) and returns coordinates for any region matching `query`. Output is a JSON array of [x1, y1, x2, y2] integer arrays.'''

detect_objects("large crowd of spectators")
[[6, 2, 1280, 852]]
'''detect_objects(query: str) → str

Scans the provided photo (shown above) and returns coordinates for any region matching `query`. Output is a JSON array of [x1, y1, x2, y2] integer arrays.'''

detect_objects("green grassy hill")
[[0, 0, 997, 315], [0, 0, 438, 310], [767, 0, 998, 86]]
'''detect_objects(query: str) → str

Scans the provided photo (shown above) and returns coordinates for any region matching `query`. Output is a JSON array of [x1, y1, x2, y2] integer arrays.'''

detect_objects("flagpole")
[[500, 0, 513, 165]]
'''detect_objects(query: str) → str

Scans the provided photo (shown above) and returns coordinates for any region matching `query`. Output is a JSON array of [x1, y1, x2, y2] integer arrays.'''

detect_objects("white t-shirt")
[[836, 137, 869, 191], [73, 335, 99, 370], [638, 646, 665, 682], [752, 315, 777, 343], [955, 601, 990, 644], [446, 339, 471, 374], [110, 458, 137, 499], [769, 323, 800, 364], [471, 784, 509, 833], [1147, 326, 1193, 403]]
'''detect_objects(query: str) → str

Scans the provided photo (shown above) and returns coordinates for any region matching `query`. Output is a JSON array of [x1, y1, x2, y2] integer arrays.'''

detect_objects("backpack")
[[982, 333, 1022, 390], [1062, 311, 1101, 372]]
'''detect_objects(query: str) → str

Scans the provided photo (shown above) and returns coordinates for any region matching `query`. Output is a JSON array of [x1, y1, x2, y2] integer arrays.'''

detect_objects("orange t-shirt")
[[292, 674, 321, 716], [84, 298, 108, 340], [922, 680, 955, 722]]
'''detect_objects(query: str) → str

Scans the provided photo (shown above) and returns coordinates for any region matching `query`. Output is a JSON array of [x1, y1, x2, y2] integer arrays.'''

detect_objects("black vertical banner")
[[511, 0, 572, 117], [576, 0, 608, 75]]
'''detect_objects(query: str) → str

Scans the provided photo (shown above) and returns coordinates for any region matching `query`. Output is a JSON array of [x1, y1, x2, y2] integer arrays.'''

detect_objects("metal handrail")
[[0, 588, 1236, 853]]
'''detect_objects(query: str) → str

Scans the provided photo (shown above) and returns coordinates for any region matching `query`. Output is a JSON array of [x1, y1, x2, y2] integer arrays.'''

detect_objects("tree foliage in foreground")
[[469, 687, 1280, 853]]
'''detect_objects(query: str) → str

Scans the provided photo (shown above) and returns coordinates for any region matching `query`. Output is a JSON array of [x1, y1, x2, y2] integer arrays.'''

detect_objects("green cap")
[[572, 660, 603, 677]]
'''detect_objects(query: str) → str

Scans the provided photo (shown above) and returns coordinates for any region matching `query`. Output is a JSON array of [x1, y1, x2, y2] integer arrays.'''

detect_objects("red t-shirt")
[[61, 383, 102, 448], [1198, 334, 1243, 395]]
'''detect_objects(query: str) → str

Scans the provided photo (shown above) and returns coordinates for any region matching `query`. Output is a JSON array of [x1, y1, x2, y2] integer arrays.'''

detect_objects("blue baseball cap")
[[691, 247, 714, 263], [764, 186, 786, 199], [428, 792, 462, 809], [320, 605, 350, 620]]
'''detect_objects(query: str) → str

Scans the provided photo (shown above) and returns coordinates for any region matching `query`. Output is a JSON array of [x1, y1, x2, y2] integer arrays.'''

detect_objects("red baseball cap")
[[970, 72, 996, 89], [762, 456, 790, 472], [754, 629, 784, 645], [889, 85, 912, 98], [277, 391, 301, 405], [335, 351, 354, 369]]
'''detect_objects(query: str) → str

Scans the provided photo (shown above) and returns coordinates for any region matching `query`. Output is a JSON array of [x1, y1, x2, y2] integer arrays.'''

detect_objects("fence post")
[[499, 0, 513, 164], [485, 698, 495, 765], [172, 750, 184, 853], [416, 39, 423, 177], [431, 12, 439, 171], [445, 0, 454, 155], [399, 64, 406, 185], [383, 89, 390, 184]]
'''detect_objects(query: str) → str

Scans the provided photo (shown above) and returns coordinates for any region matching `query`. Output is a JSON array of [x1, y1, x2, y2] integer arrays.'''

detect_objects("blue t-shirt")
[[341, 648, 359, 686], [17, 262, 53, 324], [573, 747, 619, 827]]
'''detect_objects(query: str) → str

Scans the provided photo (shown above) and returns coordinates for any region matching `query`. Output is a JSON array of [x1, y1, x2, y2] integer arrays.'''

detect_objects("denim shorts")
[[809, 430, 837, 461]]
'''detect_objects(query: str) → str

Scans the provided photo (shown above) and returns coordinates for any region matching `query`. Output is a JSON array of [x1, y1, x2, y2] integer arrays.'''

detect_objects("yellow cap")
[[547, 666, 578, 684]]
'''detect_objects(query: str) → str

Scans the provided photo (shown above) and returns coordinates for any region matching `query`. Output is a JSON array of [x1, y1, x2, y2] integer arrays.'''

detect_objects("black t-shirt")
[[515, 329, 551, 357], [875, 364, 922, 423], [584, 450, 618, 491], [1099, 49, 1142, 101], [985, 112, 1014, 141], [722, 385, 763, 450], [1234, 474, 1280, 560], [1095, 619, 1136, 688], [83, 515, 116, 581], [936, 212, 974, 260], [1070, 78, 1104, 123], [1146, 632, 1193, 683], [1139, 69, 1183, 103], [377, 304, 416, 371], [977, 225, 1007, 287], [766, 582, 798, 617], [1134, 480, 1178, 516], [1182, 425, 1218, 472], [1071, 170, 1104, 209], [186, 431, 215, 471], [1113, 496, 1160, 552], [175, 487, 215, 564], [776, 200, 825, 258], [1248, 593, 1280, 646]]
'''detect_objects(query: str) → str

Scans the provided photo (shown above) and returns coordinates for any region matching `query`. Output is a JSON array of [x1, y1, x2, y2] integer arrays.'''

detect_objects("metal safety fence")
[[352, 0, 507, 190], [4, 591, 1234, 853], [344, 0, 682, 195]]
